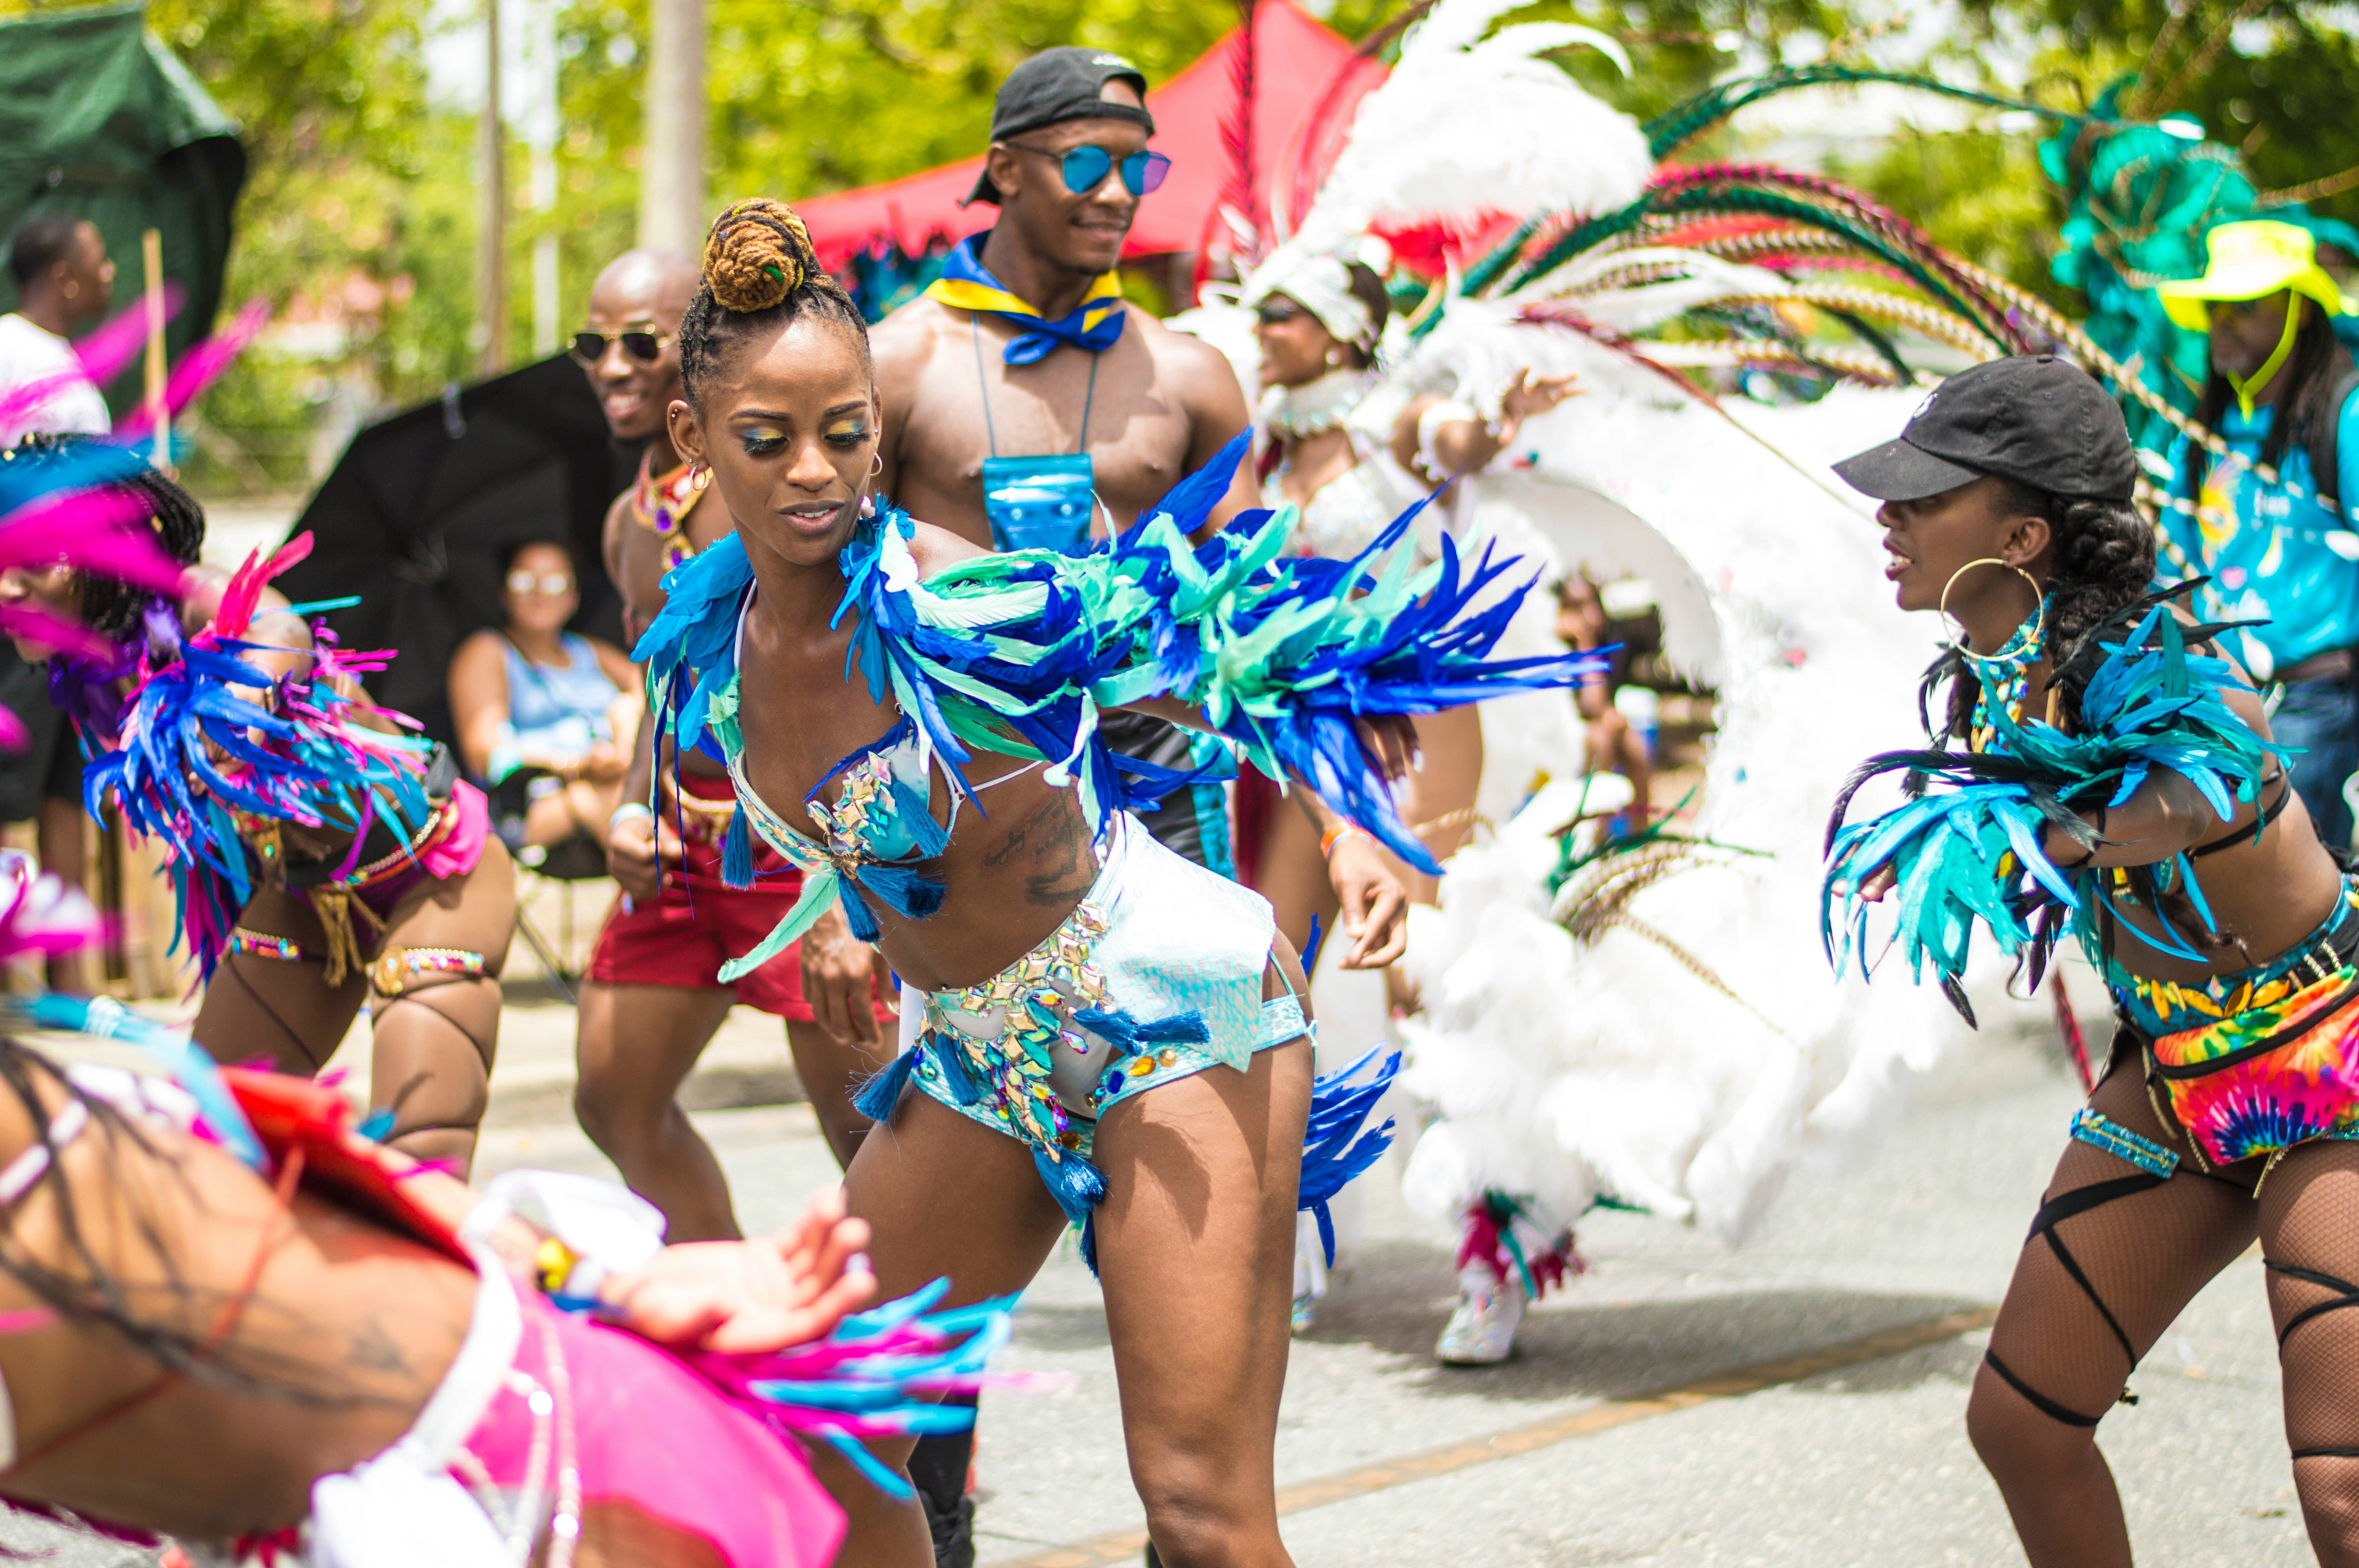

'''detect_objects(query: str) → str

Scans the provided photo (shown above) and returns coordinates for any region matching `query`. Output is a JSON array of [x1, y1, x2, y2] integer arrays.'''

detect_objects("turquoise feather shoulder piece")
[[630, 437, 1608, 882], [634, 530, 756, 766], [836, 433, 1608, 873], [1822, 586, 2286, 1018]]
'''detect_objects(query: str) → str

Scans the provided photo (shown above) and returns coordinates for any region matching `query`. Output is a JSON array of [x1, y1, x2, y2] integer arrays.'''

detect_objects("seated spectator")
[[449, 539, 640, 850]]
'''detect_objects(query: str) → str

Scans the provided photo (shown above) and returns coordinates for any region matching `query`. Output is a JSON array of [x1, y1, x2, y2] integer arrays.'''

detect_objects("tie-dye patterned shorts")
[[2140, 898, 2359, 1169]]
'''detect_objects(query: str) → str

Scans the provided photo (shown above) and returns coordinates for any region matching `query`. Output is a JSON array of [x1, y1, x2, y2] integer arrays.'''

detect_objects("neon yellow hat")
[[2155, 219, 2347, 333]]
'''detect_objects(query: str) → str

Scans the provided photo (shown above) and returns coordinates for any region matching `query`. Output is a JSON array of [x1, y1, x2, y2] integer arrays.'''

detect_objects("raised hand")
[[604, 1185, 877, 1354], [1499, 368, 1581, 434]]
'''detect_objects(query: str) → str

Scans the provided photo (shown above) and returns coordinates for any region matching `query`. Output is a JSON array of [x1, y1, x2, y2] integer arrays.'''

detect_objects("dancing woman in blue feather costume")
[[636, 200, 1600, 1566], [1822, 356, 2359, 1566]]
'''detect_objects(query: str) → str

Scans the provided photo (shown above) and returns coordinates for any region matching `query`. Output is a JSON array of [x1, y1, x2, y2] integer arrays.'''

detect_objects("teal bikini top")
[[712, 586, 1046, 979]]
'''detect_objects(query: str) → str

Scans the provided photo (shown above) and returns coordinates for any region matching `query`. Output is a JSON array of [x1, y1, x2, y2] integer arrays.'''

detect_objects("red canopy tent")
[[794, 0, 1380, 271]]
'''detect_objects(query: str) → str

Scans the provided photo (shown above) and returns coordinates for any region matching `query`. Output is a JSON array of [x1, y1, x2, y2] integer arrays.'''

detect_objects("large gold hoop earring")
[[870, 453, 883, 478], [1937, 557, 2045, 657]]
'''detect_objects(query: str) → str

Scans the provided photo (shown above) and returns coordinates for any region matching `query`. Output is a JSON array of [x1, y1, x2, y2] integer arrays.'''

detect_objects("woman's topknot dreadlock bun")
[[702, 199, 812, 314], [678, 197, 869, 404]]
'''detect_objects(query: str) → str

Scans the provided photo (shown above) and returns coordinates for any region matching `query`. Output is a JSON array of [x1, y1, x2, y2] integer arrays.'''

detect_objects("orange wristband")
[[1320, 823, 1373, 858]]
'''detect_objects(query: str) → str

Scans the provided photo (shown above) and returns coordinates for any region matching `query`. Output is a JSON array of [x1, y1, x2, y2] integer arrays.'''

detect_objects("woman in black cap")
[[1824, 355, 2359, 1563]]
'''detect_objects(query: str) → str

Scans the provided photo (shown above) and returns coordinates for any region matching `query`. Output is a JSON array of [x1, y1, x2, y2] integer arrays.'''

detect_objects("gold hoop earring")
[[869, 453, 883, 478], [1937, 557, 2045, 657]]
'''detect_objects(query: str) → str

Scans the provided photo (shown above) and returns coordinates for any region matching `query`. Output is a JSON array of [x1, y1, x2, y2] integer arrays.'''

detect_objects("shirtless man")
[[872, 48, 1407, 952], [869, 50, 1408, 1563], [572, 248, 884, 1240]]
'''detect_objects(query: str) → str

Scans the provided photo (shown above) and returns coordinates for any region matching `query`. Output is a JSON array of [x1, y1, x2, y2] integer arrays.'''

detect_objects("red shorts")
[[587, 775, 823, 1020]]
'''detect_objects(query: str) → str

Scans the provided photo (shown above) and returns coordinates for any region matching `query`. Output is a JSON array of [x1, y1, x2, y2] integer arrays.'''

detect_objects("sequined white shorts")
[[899, 815, 1309, 1161]]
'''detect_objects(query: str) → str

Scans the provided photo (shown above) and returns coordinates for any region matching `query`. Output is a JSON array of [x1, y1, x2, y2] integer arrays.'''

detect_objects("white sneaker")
[[1435, 1265, 1524, 1365]]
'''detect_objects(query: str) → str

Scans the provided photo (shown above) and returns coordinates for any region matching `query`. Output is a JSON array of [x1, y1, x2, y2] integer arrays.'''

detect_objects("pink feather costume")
[[0, 871, 1010, 1568]]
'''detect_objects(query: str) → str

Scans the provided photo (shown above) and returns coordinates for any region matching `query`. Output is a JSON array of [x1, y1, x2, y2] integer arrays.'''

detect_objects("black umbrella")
[[276, 354, 634, 750]]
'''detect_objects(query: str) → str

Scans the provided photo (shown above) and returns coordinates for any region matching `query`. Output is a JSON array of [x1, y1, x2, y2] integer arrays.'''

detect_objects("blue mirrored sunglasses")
[[1008, 142, 1173, 197]]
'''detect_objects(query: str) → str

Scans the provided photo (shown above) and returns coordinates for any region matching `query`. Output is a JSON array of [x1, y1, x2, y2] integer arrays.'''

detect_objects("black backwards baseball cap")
[[965, 47, 1156, 206], [1834, 355, 2139, 504]]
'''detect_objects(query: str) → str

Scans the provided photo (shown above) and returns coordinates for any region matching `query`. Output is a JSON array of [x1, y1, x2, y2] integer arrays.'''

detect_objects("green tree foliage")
[[0, 0, 476, 488], [1962, 0, 2359, 231], [1854, 1, 2359, 302]]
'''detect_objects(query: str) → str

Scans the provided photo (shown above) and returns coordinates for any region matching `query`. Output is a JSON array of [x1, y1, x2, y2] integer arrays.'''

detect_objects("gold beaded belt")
[[235, 797, 466, 987]]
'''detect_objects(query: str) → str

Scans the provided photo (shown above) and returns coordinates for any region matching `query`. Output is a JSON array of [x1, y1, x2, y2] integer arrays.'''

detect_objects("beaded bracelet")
[[1320, 823, 1374, 858]]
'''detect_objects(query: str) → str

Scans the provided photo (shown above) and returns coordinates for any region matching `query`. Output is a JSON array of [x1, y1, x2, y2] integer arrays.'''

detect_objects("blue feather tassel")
[[854, 861, 947, 920], [838, 882, 882, 942], [888, 778, 952, 858], [931, 1037, 985, 1105], [853, 1047, 920, 1121], [1070, 1005, 1210, 1052], [1298, 1048, 1403, 1266], [1032, 1144, 1107, 1229], [721, 806, 754, 889]]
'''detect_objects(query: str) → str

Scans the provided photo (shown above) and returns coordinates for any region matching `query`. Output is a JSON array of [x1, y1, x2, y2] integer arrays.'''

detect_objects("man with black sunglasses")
[[568, 247, 888, 1279]]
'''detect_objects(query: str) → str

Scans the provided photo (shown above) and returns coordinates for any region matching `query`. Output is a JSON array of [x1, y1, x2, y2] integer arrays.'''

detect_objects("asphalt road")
[[6, 1004, 2317, 1566], [484, 1004, 2315, 1568]]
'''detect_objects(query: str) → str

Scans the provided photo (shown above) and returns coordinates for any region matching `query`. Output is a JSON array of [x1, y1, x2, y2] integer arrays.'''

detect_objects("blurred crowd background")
[[5, 0, 2357, 511]]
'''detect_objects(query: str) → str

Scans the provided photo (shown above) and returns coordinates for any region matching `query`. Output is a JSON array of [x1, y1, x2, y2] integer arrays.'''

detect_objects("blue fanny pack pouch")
[[983, 454, 1096, 554]]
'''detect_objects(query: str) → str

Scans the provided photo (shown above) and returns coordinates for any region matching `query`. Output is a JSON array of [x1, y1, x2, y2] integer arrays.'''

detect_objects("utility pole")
[[639, 0, 705, 252], [475, 0, 508, 377], [527, 0, 560, 356]]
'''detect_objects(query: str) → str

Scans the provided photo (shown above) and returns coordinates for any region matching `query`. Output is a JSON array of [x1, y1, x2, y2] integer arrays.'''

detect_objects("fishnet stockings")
[[2262, 1139, 2359, 1563], [1968, 1060, 2258, 1568]]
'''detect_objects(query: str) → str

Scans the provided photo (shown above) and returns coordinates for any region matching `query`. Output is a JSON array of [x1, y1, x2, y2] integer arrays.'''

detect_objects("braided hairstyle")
[[91, 459, 204, 642], [678, 199, 869, 406], [7, 434, 204, 644], [1928, 477, 2156, 743]]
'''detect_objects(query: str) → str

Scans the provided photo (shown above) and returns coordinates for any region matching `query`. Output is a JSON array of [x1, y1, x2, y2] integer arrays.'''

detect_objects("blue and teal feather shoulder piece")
[[851, 435, 1608, 873], [633, 436, 1608, 876], [636, 534, 756, 772], [1822, 584, 2285, 1018]]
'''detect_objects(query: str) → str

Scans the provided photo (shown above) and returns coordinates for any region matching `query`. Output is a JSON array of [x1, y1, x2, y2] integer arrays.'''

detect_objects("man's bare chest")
[[902, 349, 1194, 525]]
